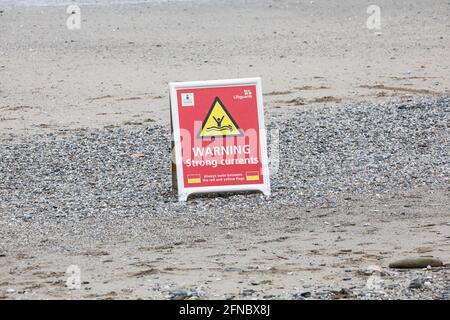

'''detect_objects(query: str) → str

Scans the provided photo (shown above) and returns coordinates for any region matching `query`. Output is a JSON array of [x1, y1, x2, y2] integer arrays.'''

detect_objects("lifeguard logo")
[[198, 97, 242, 138], [181, 93, 195, 107], [233, 89, 253, 100]]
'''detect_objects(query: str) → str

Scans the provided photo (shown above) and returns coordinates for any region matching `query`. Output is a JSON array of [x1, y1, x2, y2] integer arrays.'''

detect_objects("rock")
[[6, 288, 15, 294], [194, 287, 206, 297], [386, 284, 400, 290], [292, 289, 311, 299], [240, 289, 256, 297], [300, 291, 311, 298], [409, 278, 424, 289], [389, 257, 444, 269], [332, 288, 353, 299], [223, 267, 241, 272], [168, 288, 189, 300], [130, 152, 144, 159], [286, 97, 306, 106], [291, 293, 305, 300], [359, 265, 385, 276]]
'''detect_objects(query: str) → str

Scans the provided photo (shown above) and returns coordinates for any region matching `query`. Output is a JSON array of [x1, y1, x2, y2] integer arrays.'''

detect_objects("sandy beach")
[[0, 0, 449, 300]]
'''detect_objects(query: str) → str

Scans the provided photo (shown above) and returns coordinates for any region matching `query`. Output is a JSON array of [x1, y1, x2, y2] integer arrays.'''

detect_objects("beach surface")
[[0, 0, 449, 299]]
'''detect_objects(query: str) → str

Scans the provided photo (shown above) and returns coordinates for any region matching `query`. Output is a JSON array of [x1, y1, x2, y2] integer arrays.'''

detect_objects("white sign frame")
[[169, 77, 271, 201]]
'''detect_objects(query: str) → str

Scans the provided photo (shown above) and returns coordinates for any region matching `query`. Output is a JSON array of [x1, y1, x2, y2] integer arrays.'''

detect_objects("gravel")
[[409, 277, 425, 289], [1, 96, 449, 247], [0, 96, 449, 299]]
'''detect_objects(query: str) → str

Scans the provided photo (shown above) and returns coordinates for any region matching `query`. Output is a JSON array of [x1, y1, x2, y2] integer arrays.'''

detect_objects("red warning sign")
[[169, 78, 270, 201]]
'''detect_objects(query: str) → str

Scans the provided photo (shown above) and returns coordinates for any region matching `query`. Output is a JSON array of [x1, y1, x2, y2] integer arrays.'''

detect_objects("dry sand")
[[0, 0, 449, 140], [0, 0, 449, 300]]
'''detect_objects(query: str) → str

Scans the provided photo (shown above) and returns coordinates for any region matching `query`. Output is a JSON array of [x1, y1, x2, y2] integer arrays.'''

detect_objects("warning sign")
[[169, 78, 270, 201], [199, 97, 242, 138]]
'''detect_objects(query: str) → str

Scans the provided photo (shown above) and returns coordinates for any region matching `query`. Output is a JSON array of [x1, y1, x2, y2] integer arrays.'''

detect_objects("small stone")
[[194, 287, 206, 297], [389, 257, 444, 269], [223, 267, 241, 272], [359, 265, 383, 276], [409, 278, 424, 289], [130, 152, 144, 159], [168, 288, 189, 300], [240, 289, 256, 296], [292, 288, 312, 299], [300, 291, 311, 298], [332, 288, 353, 299]]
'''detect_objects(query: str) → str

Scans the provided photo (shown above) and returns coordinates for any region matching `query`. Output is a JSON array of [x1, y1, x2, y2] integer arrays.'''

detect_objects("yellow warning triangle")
[[198, 97, 242, 138]]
